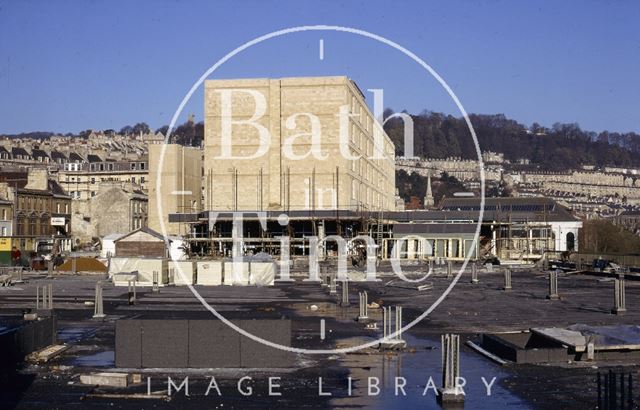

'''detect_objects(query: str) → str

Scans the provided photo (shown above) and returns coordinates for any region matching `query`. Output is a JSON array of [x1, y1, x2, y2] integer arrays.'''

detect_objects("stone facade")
[[203, 76, 396, 212], [147, 144, 202, 236], [71, 184, 148, 244], [0, 169, 72, 252], [58, 159, 148, 200]]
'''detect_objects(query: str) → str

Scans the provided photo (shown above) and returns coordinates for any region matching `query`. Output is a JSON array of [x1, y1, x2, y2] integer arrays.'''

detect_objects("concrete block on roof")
[[196, 261, 223, 285], [109, 257, 168, 286], [224, 262, 249, 286], [248, 262, 275, 286], [80, 372, 130, 388], [240, 319, 294, 368], [115, 320, 142, 368], [141, 320, 188, 368], [188, 320, 241, 367], [169, 261, 196, 286]]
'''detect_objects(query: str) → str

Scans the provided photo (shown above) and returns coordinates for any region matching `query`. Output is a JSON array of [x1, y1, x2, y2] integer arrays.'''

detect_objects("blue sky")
[[0, 0, 638, 134]]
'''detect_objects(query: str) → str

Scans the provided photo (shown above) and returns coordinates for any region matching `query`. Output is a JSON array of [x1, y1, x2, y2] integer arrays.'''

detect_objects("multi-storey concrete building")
[[203, 76, 396, 212]]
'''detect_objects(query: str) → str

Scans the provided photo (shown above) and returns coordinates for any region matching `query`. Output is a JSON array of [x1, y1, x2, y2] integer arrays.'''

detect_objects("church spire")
[[424, 170, 435, 208]]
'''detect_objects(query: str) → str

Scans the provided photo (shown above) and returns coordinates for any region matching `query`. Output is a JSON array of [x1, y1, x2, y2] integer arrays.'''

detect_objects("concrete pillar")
[[128, 280, 136, 305], [93, 281, 106, 319], [503, 268, 512, 291], [382, 306, 405, 345], [407, 239, 416, 260], [447, 260, 453, 278], [471, 263, 478, 284], [383, 306, 395, 340], [47, 260, 54, 277], [329, 276, 337, 295], [152, 271, 159, 293], [395, 306, 403, 341], [358, 291, 368, 321], [586, 336, 595, 361], [71, 256, 77, 274], [491, 229, 497, 255], [439, 333, 464, 404], [547, 270, 559, 300], [612, 275, 627, 315], [320, 266, 328, 287], [340, 280, 350, 307], [14, 267, 23, 283], [36, 284, 52, 310]]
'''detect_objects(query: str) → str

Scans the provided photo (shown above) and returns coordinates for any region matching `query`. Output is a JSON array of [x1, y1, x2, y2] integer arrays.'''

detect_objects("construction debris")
[[58, 257, 107, 273]]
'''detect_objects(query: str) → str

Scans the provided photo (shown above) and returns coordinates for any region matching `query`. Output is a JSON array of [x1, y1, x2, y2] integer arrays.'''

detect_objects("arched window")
[[566, 232, 575, 251]]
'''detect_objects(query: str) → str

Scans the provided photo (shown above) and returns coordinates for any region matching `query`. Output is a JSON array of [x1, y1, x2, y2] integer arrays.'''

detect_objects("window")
[[29, 217, 36, 236], [131, 163, 136, 170], [1, 227, 5, 236], [91, 177, 95, 184], [2, 209, 6, 220]]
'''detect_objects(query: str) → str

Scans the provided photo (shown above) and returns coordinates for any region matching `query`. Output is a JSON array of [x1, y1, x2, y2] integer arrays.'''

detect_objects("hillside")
[[383, 111, 640, 170]]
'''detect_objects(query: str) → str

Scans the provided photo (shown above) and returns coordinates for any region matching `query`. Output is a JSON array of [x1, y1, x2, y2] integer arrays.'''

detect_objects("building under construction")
[[170, 196, 581, 262], [160, 76, 581, 262]]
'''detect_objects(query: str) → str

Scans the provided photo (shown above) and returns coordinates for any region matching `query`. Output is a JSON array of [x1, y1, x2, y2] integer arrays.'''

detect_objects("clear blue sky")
[[0, 0, 638, 134]]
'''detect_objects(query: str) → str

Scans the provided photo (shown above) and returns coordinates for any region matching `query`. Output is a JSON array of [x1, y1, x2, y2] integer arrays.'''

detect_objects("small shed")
[[114, 228, 168, 258], [101, 233, 125, 258]]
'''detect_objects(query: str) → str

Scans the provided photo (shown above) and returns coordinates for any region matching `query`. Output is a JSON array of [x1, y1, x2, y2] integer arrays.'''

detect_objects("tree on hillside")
[[382, 110, 640, 170], [579, 219, 640, 255], [132, 122, 150, 135], [119, 125, 133, 135]]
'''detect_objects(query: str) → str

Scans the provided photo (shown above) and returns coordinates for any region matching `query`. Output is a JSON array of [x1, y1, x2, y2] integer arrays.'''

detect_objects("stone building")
[[147, 144, 202, 236], [58, 159, 149, 200], [203, 76, 396, 212], [439, 197, 582, 260], [70, 183, 148, 244], [0, 168, 72, 252], [0, 199, 13, 238], [614, 209, 640, 235], [114, 227, 168, 258]]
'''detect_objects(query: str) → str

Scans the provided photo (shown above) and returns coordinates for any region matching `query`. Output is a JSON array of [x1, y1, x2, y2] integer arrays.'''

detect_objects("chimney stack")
[[25, 168, 49, 191]]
